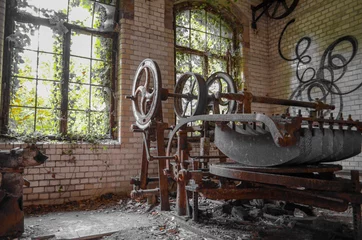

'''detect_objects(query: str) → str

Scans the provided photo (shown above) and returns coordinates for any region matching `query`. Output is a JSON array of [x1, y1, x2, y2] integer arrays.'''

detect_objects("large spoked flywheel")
[[206, 72, 237, 114], [174, 73, 207, 118]]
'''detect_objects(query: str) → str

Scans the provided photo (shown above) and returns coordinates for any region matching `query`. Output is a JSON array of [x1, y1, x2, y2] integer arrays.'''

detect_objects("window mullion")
[[60, 30, 71, 135], [1, 1, 16, 134]]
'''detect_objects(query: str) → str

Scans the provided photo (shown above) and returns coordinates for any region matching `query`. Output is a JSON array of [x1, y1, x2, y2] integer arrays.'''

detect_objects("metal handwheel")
[[131, 59, 162, 129], [174, 72, 207, 118]]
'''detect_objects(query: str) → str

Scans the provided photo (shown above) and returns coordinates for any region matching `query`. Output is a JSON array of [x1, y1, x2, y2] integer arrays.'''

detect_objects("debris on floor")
[[21, 194, 355, 240]]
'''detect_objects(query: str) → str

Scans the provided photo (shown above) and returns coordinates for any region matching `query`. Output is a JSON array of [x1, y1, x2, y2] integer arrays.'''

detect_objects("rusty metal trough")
[[128, 59, 362, 240]]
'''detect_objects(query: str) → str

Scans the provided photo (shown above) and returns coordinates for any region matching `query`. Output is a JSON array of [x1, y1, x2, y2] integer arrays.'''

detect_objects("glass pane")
[[11, 78, 36, 107], [37, 80, 60, 108], [91, 60, 110, 85], [191, 10, 206, 32], [71, 33, 92, 58], [14, 22, 38, 50], [68, 111, 88, 135], [12, 50, 37, 78], [93, 3, 115, 30], [221, 38, 232, 55], [91, 86, 109, 111], [38, 26, 62, 53], [176, 52, 190, 74], [70, 57, 91, 84], [38, 52, 57, 80], [69, 0, 94, 28], [176, 27, 190, 48], [207, 13, 220, 35], [190, 55, 204, 75], [208, 58, 227, 76], [90, 111, 109, 135], [207, 34, 220, 55], [190, 30, 205, 51], [176, 10, 190, 28], [9, 107, 35, 134], [92, 36, 112, 60], [69, 83, 90, 110], [35, 109, 59, 135]]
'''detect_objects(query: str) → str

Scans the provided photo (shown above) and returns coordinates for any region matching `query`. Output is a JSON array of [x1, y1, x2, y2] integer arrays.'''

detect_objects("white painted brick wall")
[[268, 0, 362, 169]]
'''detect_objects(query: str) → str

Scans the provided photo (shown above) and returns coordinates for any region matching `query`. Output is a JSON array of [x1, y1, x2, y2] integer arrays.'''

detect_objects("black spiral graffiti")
[[278, 19, 359, 118]]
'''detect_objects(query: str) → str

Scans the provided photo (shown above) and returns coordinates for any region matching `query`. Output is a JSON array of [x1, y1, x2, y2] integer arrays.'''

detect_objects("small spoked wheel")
[[206, 72, 237, 114], [174, 73, 207, 118], [264, 0, 299, 19], [131, 59, 162, 129]]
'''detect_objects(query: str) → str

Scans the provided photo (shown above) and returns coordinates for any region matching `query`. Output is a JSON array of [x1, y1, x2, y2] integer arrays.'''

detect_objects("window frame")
[[1, 0, 119, 139], [174, 3, 243, 81]]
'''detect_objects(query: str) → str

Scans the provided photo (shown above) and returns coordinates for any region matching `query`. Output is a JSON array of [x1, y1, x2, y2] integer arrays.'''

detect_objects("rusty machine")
[[128, 59, 362, 239], [0, 146, 48, 238]]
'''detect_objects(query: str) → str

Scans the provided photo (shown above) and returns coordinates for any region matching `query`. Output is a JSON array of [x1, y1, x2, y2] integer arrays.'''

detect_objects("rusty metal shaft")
[[216, 91, 335, 111]]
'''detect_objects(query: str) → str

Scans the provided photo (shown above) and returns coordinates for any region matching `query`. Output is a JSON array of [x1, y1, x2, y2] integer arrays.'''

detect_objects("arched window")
[[175, 5, 242, 83]]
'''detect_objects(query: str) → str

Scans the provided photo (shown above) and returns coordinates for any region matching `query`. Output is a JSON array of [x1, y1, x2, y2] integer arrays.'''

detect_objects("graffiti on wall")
[[278, 19, 360, 118]]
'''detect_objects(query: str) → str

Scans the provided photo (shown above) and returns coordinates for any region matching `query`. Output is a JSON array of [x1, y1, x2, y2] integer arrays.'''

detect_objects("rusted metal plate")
[[209, 164, 352, 192], [211, 163, 342, 174], [214, 124, 361, 166], [0, 196, 24, 238], [215, 124, 301, 166], [187, 187, 348, 212]]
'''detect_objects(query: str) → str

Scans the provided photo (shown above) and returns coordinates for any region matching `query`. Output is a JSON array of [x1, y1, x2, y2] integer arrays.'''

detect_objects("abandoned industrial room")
[[1, 0, 362, 239]]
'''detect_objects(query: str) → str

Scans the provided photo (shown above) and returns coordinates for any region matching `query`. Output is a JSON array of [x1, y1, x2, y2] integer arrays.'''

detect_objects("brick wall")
[[268, 0, 362, 169]]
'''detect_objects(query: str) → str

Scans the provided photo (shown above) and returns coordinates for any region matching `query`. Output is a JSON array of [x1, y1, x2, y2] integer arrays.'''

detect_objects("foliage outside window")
[[175, 6, 243, 130], [175, 8, 235, 78], [2, 0, 118, 139]]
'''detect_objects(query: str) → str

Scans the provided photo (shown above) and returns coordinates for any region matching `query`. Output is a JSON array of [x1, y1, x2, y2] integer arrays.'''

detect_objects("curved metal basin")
[[215, 124, 361, 167]]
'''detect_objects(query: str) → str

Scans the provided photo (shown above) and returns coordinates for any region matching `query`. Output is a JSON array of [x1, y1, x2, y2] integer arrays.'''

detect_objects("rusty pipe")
[[130, 188, 160, 199]]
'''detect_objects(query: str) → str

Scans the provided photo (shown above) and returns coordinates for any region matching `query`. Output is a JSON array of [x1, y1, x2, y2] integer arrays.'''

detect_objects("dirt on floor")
[[21, 194, 355, 240]]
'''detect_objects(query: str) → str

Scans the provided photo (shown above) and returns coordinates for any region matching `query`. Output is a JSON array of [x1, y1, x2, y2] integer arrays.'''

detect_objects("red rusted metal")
[[0, 146, 48, 238], [209, 164, 352, 192]]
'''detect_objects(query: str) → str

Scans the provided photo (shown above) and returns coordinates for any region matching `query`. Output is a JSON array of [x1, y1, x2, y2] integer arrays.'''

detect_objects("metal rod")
[[252, 95, 335, 110], [190, 155, 228, 159], [168, 92, 198, 100]]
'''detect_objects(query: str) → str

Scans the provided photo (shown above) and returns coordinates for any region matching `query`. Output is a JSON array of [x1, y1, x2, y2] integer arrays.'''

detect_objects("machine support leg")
[[351, 170, 361, 240], [156, 122, 170, 211], [192, 192, 199, 222], [176, 178, 187, 216]]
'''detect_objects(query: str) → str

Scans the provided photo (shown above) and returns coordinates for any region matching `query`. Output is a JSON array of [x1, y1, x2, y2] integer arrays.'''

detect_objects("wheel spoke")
[[140, 95, 147, 116], [182, 101, 190, 117], [135, 85, 144, 96]]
